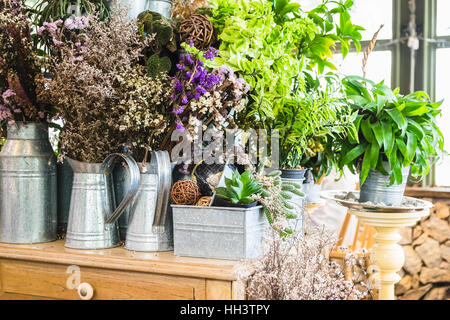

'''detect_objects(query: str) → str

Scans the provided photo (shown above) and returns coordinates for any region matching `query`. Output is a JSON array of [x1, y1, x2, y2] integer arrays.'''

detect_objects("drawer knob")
[[78, 282, 94, 300]]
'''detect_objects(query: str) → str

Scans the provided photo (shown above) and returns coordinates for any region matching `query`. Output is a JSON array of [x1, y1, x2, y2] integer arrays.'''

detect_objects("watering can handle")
[[152, 150, 172, 233], [102, 153, 140, 224]]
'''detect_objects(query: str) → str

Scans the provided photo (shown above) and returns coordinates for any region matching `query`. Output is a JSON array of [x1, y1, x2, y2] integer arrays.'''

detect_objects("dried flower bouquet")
[[38, 8, 173, 163], [161, 41, 250, 149], [241, 226, 373, 300], [0, 0, 53, 126]]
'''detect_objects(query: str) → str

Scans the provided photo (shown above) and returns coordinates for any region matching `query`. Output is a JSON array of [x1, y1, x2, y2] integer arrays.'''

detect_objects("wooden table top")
[[0, 241, 246, 281]]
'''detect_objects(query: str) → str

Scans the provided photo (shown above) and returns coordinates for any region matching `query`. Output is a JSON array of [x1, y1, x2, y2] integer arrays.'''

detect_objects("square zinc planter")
[[171, 205, 268, 260]]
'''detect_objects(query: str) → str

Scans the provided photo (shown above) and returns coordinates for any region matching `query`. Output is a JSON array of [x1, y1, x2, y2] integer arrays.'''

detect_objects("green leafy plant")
[[215, 170, 262, 204], [275, 74, 357, 170], [338, 76, 445, 186], [207, 0, 363, 130], [215, 159, 306, 236], [253, 160, 305, 236]]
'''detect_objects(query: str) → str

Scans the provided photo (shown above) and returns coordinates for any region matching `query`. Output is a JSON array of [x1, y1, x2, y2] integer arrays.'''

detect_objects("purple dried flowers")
[[0, 0, 52, 125], [163, 43, 250, 145]]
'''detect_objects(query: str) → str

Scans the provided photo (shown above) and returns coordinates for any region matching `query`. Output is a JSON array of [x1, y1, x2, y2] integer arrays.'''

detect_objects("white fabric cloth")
[[305, 169, 359, 247]]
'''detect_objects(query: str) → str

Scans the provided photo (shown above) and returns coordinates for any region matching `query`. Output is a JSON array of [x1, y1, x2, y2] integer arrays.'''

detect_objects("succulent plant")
[[215, 170, 262, 205], [146, 54, 172, 78]]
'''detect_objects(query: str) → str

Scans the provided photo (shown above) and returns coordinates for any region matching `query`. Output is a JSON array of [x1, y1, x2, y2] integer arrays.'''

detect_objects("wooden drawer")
[[0, 260, 206, 300]]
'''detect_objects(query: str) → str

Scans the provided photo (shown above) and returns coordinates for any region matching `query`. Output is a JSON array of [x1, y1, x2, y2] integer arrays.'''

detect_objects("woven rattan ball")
[[171, 179, 200, 205], [178, 14, 214, 49], [196, 196, 211, 207]]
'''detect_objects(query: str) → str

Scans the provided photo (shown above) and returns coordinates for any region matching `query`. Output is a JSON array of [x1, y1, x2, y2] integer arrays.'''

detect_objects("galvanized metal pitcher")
[[124, 150, 173, 252], [0, 122, 57, 244], [360, 162, 411, 206], [65, 154, 140, 250]]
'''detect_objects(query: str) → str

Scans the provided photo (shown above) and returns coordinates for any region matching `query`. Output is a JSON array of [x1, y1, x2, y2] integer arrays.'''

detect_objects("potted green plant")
[[171, 159, 306, 260], [337, 76, 445, 206], [214, 170, 261, 208], [205, 0, 363, 184]]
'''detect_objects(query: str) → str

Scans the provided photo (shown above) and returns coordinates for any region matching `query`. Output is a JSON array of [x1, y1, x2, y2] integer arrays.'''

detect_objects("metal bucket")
[[144, 0, 173, 18], [172, 205, 267, 260], [0, 122, 57, 244], [125, 151, 172, 252], [359, 162, 410, 206], [57, 161, 74, 234], [65, 154, 140, 250]]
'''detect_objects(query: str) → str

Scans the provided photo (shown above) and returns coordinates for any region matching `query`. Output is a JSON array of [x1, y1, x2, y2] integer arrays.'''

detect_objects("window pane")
[[298, 0, 392, 40], [332, 51, 392, 87], [437, 0, 450, 36], [350, 0, 393, 40], [435, 49, 450, 187]]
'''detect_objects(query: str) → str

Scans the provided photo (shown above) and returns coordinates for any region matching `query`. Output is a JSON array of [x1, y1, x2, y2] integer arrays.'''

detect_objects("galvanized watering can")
[[124, 150, 173, 252], [65, 154, 140, 250], [0, 122, 57, 244]]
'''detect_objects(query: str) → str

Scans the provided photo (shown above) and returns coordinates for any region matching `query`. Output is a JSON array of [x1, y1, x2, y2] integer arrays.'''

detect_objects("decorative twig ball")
[[171, 179, 201, 205], [196, 196, 212, 207], [178, 14, 214, 49]]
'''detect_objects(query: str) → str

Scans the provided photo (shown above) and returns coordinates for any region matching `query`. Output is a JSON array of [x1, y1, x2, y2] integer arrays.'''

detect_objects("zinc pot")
[[124, 151, 173, 252], [0, 122, 57, 244], [359, 162, 410, 206], [280, 169, 307, 180], [213, 197, 258, 209], [280, 169, 306, 233], [172, 205, 267, 260], [57, 161, 74, 234], [65, 154, 140, 250], [144, 0, 173, 18]]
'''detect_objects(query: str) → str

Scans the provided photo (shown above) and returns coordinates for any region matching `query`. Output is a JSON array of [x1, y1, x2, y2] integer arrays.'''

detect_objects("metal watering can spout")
[[102, 153, 140, 225]]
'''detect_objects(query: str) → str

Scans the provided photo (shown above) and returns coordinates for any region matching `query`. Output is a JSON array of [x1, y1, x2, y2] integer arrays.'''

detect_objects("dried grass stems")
[[239, 226, 373, 300], [362, 24, 384, 78], [38, 8, 173, 163]]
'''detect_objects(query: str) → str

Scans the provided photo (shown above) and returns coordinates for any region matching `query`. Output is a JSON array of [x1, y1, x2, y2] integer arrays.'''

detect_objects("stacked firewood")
[[396, 200, 450, 300]]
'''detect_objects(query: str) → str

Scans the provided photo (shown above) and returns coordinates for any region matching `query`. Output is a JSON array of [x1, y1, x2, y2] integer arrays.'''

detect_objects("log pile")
[[395, 199, 450, 300]]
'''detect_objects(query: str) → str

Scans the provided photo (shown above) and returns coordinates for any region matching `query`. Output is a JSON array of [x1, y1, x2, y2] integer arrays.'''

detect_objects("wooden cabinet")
[[0, 241, 246, 300]]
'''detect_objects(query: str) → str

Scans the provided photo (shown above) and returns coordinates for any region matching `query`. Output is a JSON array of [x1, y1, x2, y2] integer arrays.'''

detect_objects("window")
[[435, 49, 450, 186], [332, 0, 394, 87], [433, 0, 450, 186]]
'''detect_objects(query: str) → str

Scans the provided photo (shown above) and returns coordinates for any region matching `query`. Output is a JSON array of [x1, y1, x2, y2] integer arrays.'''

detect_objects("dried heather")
[[240, 226, 373, 300], [0, 0, 52, 125], [38, 8, 172, 163]]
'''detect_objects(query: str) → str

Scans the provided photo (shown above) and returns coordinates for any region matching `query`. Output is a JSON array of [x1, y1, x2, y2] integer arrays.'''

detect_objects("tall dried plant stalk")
[[362, 24, 384, 78]]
